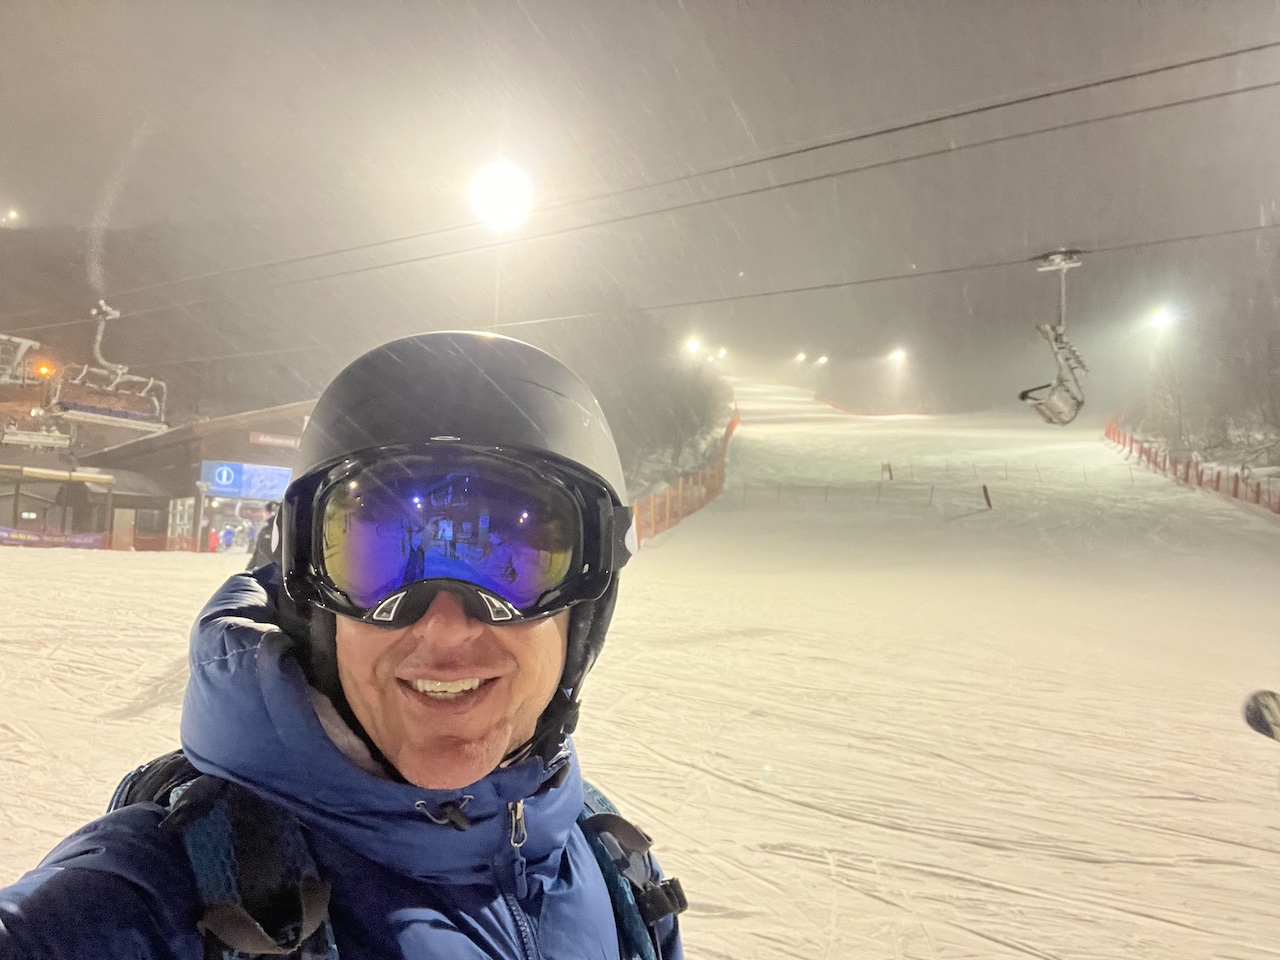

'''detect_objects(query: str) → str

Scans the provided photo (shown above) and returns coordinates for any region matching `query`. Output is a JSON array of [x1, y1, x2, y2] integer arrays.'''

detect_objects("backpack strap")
[[110, 758, 682, 960], [578, 781, 687, 960], [108, 749, 199, 813], [110, 754, 339, 960]]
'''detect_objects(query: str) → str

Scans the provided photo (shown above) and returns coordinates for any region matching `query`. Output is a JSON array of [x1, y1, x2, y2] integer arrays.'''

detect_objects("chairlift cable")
[[4, 40, 1280, 328], [144, 216, 1280, 371]]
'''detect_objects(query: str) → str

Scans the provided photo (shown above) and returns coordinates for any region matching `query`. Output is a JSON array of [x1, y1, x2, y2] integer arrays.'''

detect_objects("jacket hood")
[[180, 570, 583, 886]]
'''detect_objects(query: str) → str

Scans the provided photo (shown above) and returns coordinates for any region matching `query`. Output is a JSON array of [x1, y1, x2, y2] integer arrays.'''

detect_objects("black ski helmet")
[[280, 330, 632, 760]]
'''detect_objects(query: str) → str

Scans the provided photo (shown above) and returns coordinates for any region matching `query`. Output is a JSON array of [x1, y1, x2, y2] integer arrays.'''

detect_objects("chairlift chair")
[[43, 300, 168, 430], [1019, 251, 1088, 426], [0, 334, 43, 386], [1018, 323, 1088, 425]]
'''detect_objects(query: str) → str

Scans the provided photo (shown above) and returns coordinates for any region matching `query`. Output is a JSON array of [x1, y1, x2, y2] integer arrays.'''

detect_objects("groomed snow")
[[4, 381, 1279, 958]]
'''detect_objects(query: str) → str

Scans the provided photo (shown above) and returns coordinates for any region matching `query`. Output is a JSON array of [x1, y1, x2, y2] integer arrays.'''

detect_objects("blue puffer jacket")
[[0, 570, 682, 960]]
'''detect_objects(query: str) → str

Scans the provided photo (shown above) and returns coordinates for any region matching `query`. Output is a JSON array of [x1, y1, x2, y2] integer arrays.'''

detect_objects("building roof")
[[80, 468, 170, 498], [79, 399, 315, 467]]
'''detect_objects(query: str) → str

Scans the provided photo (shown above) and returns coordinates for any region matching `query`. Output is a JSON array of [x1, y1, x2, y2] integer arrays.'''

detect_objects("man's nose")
[[407, 589, 485, 645]]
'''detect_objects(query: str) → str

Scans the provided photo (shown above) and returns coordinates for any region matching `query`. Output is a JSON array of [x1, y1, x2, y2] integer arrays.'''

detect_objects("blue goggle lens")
[[318, 452, 579, 612]]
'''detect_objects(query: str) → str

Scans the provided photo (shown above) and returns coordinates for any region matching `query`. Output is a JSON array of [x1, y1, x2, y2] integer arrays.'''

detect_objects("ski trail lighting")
[[889, 348, 906, 363], [685, 338, 701, 354], [717, 348, 727, 359], [469, 162, 533, 231], [1149, 306, 1175, 329], [816, 356, 828, 365], [795, 352, 806, 362]]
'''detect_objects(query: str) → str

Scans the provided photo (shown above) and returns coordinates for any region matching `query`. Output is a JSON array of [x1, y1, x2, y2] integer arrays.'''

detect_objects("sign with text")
[[0, 526, 105, 549], [200, 461, 293, 501]]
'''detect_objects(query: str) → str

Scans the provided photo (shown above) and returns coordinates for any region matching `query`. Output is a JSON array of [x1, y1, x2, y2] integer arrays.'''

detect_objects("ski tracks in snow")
[[3, 385, 1280, 957], [576, 384, 1280, 959]]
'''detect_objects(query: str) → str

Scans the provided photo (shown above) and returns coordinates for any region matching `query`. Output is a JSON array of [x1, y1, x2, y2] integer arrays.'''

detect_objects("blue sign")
[[200, 460, 292, 500]]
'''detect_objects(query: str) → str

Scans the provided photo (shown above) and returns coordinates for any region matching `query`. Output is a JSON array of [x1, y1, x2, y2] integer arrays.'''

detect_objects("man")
[[0, 331, 684, 959]]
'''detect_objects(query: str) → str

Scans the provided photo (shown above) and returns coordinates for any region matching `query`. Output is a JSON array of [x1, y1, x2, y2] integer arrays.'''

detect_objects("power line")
[[9, 70, 1276, 342], [10, 38, 1278, 317], [636, 220, 1280, 315], [139, 343, 335, 370], [261, 76, 1280, 291], [7, 47, 1280, 342], [144, 219, 1280, 370]]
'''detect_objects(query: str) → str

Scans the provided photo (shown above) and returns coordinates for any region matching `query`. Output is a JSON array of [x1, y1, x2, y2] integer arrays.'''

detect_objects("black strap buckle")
[[634, 877, 688, 924]]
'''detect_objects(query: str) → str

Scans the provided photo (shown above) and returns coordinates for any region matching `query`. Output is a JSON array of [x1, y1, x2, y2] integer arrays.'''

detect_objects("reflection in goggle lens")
[[320, 454, 577, 610]]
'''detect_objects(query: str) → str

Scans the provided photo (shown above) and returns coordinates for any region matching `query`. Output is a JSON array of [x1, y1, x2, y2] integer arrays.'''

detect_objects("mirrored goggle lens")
[[319, 453, 579, 611]]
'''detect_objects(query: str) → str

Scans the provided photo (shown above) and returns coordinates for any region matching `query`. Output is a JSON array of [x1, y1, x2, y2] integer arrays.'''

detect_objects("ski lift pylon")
[[1020, 251, 1088, 425]]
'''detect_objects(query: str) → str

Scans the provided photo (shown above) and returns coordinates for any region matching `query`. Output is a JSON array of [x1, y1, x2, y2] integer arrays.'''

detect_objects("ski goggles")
[[283, 445, 632, 628]]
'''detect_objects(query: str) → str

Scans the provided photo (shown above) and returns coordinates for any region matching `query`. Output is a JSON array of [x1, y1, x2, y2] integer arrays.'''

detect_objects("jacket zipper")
[[502, 799, 538, 960]]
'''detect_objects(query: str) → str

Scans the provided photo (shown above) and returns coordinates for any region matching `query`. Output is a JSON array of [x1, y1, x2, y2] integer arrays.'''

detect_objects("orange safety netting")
[[631, 413, 739, 548], [1105, 421, 1280, 514]]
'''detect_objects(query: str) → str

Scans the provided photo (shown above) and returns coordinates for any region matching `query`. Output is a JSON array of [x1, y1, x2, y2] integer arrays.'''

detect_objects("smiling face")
[[333, 591, 568, 789]]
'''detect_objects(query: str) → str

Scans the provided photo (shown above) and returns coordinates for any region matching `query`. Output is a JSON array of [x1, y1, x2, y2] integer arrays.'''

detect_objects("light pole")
[[470, 162, 533, 324], [1147, 306, 1183, 444]]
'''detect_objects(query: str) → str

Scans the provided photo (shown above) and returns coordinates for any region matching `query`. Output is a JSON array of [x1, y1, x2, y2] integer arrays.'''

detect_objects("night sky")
[[3, 1, 1279, 418]]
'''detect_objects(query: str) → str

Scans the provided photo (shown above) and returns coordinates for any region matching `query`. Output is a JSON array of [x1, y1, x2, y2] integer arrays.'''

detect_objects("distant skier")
[[0, 332, 684, 959]]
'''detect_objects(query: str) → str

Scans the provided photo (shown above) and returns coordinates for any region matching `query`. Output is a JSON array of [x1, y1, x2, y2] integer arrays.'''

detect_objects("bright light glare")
[[469, 161, 533, 231], [685, 338, 701, 354], [889, 348, 907, 363], [816, 356, 829, 365], [717, 347, 727, 359], [5, 210, 16, 220], [795, 352, 806, 362], [1149, 307, 1175, 329]]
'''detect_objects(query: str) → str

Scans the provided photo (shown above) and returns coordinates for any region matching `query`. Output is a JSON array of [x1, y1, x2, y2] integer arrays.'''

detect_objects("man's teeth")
[[412, 678, 483, 696]]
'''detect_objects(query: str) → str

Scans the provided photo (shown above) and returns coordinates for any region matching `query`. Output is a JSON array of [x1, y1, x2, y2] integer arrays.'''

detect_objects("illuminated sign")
[[200, 461, 292, 500]]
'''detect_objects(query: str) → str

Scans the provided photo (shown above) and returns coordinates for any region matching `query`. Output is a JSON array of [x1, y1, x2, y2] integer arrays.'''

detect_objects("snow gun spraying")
[[1019, 250, 1088, 425]]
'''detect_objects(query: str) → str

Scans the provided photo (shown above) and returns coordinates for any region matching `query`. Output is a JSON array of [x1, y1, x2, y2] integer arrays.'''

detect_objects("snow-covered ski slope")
[[3, 381, 1279, 958]]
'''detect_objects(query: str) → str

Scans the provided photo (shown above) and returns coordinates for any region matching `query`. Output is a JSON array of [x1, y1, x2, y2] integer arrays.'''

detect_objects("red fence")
[[632, 413, 740, 548], [1105, 421, 1280, 514]]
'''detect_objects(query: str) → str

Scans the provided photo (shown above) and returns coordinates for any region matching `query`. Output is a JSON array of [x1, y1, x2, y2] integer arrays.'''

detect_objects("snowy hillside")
[[3, 381, 1279, 958]]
